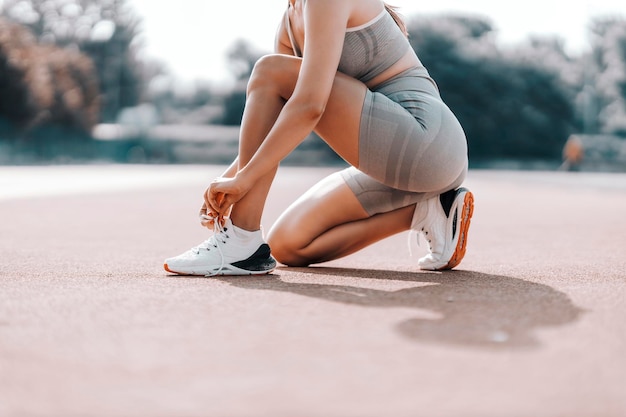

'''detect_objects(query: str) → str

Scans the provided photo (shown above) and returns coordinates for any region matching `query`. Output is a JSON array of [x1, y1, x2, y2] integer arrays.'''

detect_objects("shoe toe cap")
[[418, 254, 446, 271]]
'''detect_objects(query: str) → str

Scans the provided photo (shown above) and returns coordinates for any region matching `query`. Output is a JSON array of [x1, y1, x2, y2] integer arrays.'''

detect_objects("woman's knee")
[[267, 226, 309, 267], [248, 54, 299, 96]]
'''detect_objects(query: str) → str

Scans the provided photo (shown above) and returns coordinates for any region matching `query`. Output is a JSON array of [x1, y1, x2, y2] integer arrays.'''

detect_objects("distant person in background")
[[164, 0, 474, 276], [560, 135, 584, 171]]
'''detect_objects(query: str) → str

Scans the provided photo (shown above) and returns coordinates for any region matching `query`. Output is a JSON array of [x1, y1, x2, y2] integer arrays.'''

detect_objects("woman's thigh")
[[359, 89, 468, 192]]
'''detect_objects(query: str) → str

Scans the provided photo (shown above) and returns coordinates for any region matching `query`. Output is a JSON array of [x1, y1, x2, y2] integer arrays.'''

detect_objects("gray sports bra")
[[285, 6, 411, 83]]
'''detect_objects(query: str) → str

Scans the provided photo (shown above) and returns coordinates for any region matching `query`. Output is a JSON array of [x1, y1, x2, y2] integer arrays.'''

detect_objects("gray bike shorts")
[[341, 67, 468, 216]]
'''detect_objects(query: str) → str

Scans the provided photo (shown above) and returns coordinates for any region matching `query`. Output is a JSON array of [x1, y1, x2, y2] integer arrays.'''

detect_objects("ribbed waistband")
[[372, 67, 440, 98]]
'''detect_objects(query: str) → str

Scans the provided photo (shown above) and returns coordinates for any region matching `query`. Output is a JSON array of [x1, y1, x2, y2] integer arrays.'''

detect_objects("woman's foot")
[[411, 188, 474, 270], [164, 218, 276, 276]]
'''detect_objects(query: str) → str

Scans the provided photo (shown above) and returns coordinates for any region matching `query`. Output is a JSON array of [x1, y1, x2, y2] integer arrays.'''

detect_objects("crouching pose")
[[164, 0, 474, 276]]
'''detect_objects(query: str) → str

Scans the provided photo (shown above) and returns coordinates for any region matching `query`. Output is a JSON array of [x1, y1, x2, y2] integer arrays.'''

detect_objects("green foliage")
[[408, 15, 576, 160], [219, 39, 264, 125], [221, 87, 247, 126], [227, 39, 264, 81]]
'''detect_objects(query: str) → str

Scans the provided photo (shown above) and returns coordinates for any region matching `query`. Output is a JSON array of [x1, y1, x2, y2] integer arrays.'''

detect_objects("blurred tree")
[[408, 15, 576, 160], [227, 38, 264, 81], [0, 0, 144, 122], [144, 78, 224, 125], [0, 17, 99, 137], [588, 17, 626, 136], [44, 43, 100, 130], [220, 39, 264, 125], [0, 18, 48, 129], [221, 88, 246, 126], [505, 37, 590, 135]]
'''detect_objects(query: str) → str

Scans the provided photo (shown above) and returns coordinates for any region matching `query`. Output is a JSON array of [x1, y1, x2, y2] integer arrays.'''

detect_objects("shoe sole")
[[439, 190, 474, 270], [164, 262, 276, 276]]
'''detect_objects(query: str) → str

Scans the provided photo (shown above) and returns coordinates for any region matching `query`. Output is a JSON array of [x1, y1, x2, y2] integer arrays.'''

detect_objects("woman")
[[164, 0, 474, 276]]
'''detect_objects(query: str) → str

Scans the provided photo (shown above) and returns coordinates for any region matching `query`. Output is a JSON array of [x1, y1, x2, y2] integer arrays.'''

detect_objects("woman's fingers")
[[198, 202, 216, 228], [209, 187, 226, 213], [198, 202, 207, 217], [204, 186, 221, 216], [208, 178, 237, 212], [202, 176, 246, 225]]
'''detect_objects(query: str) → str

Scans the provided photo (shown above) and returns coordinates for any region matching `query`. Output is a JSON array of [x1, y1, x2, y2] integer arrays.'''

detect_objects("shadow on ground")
[[215, 267, 585, 350]]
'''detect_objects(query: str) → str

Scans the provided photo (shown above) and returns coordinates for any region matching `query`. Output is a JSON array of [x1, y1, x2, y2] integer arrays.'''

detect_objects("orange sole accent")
[[440, 191, 474, 270], [164, 263, 176, 274]]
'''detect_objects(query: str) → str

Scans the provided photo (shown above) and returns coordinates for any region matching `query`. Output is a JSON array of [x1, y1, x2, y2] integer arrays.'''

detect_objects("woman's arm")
[[275, 9, 296, 55], [219, 8, 295, 182], [207, 12, 293, 210], [207, 0, 353, 214], [198, 156, 238, 226], [238, 0, 352, 183]]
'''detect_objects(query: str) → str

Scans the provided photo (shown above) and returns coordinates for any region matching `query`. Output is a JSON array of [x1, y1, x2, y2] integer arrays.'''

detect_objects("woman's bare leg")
[[267, 173, 415, 266], [228, 58, 284, 231], [229, 54, 365, 231], [229, 54, 416, 265]]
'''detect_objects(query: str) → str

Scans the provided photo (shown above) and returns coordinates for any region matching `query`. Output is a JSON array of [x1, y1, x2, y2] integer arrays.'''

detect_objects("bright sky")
[[130, 0, 625, 84]]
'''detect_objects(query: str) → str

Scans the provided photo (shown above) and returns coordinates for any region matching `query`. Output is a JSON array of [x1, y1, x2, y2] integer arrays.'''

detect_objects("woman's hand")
[[198, 202, 223, 229], [199, 174, 253, 227]]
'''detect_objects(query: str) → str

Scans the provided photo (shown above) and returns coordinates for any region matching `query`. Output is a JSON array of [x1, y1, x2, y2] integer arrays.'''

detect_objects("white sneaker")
[[411, 187, 474, 270], [164, 218, 276, 276]]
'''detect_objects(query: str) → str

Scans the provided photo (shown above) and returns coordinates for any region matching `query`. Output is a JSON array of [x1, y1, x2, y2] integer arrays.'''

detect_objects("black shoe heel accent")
[[440, 187, 468, 218], [232, 244, 277, 272]]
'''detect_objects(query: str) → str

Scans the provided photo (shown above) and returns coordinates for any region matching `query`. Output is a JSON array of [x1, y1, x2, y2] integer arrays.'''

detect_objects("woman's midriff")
[[364, 49, 423, 90]]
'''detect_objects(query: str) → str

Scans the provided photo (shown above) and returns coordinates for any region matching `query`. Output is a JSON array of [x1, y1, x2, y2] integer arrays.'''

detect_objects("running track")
[[1, 165, 625, 417]]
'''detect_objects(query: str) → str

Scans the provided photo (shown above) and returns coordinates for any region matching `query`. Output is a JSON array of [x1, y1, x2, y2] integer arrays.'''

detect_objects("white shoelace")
[[194, 215, 228, 276], [408, 227, 433, 257]]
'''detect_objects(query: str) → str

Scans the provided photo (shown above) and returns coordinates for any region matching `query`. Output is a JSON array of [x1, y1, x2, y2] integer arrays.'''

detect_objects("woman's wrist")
[[235, 164, 256, 192]]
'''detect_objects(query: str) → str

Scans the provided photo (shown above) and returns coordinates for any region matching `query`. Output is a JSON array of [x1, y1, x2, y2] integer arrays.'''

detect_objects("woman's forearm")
[[222, 156, 239, 178], [238, 98, 322, 182]]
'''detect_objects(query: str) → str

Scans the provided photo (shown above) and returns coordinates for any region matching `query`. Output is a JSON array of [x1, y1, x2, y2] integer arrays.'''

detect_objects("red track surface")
[[1, 165, 625, 417]]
